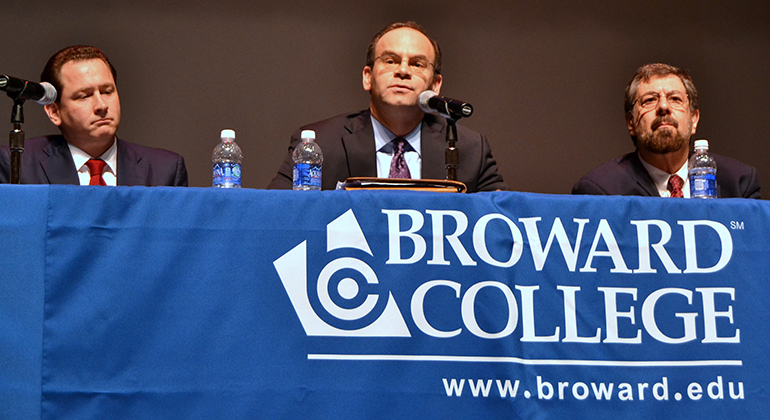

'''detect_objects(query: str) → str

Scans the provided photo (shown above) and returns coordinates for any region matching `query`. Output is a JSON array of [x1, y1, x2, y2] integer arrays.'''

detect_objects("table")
[[2, 185, 768, 419]]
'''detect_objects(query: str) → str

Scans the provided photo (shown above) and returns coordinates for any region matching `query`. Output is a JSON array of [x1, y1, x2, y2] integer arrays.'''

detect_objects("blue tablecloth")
[[1, 185, 768, 419]]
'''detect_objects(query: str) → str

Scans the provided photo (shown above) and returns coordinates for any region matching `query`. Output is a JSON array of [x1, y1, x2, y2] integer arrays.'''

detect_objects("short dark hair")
[[40, 45, 117, 103], [365, 21, 442, 82], [624, 63, 698, 115]]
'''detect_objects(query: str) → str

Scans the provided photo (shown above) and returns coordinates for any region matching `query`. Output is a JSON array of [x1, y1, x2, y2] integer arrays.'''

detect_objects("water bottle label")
[[213, 162, 242, 187], [293, 163, 322, 189], [690, 173, 717, 198]]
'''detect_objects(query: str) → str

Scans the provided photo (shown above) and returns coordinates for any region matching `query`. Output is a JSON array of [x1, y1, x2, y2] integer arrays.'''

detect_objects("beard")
[[635, 115, 691, 154]]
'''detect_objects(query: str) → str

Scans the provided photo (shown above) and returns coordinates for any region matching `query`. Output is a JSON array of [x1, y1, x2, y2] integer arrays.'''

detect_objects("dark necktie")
[[667, 174, 684, 198], [388, 138, 411, 179], [86, 159, 107, 186]]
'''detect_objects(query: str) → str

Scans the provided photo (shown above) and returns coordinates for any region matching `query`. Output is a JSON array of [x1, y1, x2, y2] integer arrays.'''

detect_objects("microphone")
[[419, 90, 473, 119], [0, 75, 57, 105]]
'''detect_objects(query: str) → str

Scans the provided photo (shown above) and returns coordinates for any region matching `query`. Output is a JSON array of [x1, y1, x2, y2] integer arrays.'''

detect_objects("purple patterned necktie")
[[388, 138, 411, 179]]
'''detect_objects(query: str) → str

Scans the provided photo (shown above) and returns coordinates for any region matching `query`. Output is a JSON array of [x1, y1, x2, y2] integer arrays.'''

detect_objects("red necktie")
[[388, 138, 411, 179], [667, 174, 684, 198], [86, 159, 107, 186]]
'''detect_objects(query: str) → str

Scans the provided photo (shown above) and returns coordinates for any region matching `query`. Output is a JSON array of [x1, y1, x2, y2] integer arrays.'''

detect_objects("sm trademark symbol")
[[730, 221, 744, 230]]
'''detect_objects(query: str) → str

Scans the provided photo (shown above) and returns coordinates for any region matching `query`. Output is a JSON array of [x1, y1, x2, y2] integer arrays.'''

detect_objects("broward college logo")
[[273, 209, 411, 337], [275, 207, 739, 344]]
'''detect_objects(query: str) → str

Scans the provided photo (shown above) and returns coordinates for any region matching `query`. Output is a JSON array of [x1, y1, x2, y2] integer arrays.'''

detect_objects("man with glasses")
[[572, 63, 760, 198], [268, 21, 507, 192]]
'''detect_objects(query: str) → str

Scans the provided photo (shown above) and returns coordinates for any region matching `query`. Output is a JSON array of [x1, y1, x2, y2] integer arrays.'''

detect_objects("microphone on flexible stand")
[[418, 90, 475, 182], [1, 74, 58, 184], [418, 90, 473, 120], [0, 75, 57, 105]]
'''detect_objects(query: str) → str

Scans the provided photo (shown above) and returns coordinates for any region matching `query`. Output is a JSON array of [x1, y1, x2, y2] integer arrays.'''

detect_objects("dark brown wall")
[[3, 0, 769, 195]]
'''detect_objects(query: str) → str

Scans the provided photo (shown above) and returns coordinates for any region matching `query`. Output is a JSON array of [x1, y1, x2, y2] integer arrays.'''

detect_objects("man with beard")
[[572, 63, 760, 198]]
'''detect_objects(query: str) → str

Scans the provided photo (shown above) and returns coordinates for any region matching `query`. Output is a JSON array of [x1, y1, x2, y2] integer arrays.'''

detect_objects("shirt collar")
[[638, 151, 689, 197], [68, 137, 118, 175], [371, 115, 422, 156]]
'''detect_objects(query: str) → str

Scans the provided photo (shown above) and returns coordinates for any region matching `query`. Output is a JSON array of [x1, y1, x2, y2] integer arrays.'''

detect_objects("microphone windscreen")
[[418, 90, 438, 113], [36, 82, 57, 105]]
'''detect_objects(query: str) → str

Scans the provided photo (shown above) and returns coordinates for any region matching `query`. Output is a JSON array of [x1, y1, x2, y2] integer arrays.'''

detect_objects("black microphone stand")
[[444, 117, 459, 181], [439, 98, 472, 182], [8, 99, 26, 184]]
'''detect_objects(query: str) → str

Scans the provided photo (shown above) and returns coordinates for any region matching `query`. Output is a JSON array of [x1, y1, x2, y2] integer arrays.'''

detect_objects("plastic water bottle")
[[688, 139, 717, 199], [292, 129, 323, 190], [212, 129, 242, 188]]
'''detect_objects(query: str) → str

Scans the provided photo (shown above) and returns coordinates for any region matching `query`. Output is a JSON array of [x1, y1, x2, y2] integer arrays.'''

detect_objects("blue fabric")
[[2, 185, 769, 419], [0, 185, 48, 420]]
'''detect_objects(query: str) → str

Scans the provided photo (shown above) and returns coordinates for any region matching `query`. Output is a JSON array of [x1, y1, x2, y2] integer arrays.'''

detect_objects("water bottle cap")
[[693, 139, 709, 150], [301, 130, 316, 140], [221, 129, 236, 139]]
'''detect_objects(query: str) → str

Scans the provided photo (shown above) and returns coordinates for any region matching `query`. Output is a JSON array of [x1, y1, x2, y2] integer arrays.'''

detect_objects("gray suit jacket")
[[267, 110, 507, 192], [0, 135, 188, 186], [572, 150, 760, 198]]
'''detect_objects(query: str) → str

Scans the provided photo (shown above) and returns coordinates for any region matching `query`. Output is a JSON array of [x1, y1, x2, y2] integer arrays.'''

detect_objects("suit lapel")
[[42, 137, 79, 185], [342, 111, 377, 178], [421, 115, 447, 180], [116, 139, 147, 186], [624, 152, 660, 196]]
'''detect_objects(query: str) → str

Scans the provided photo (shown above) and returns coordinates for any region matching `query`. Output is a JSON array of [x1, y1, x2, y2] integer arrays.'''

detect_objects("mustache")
[[651, 116, 678, 131]]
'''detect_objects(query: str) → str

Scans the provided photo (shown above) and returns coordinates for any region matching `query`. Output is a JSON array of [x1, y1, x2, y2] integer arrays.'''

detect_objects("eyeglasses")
[[634, 91, 689, 111], [374, 53, 434, 74]]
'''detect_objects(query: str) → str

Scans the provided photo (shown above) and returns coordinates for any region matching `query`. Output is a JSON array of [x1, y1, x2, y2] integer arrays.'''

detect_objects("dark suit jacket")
[[267, 110, 508, 192], [0, 135, 188, 186], [572, 150, 760, 198]]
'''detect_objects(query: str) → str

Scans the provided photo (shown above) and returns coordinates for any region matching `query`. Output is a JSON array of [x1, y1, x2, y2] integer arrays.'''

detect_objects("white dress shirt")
[[371, 115, 422, 179], [638, 152, 690, 198], [68, 138, 118, 186]]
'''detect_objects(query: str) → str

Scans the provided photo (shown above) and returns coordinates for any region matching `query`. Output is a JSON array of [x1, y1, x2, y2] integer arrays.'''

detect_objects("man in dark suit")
[[572, 63, 759, 198], [268, 21, 506, 192], [0, 45, 187, 186]]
